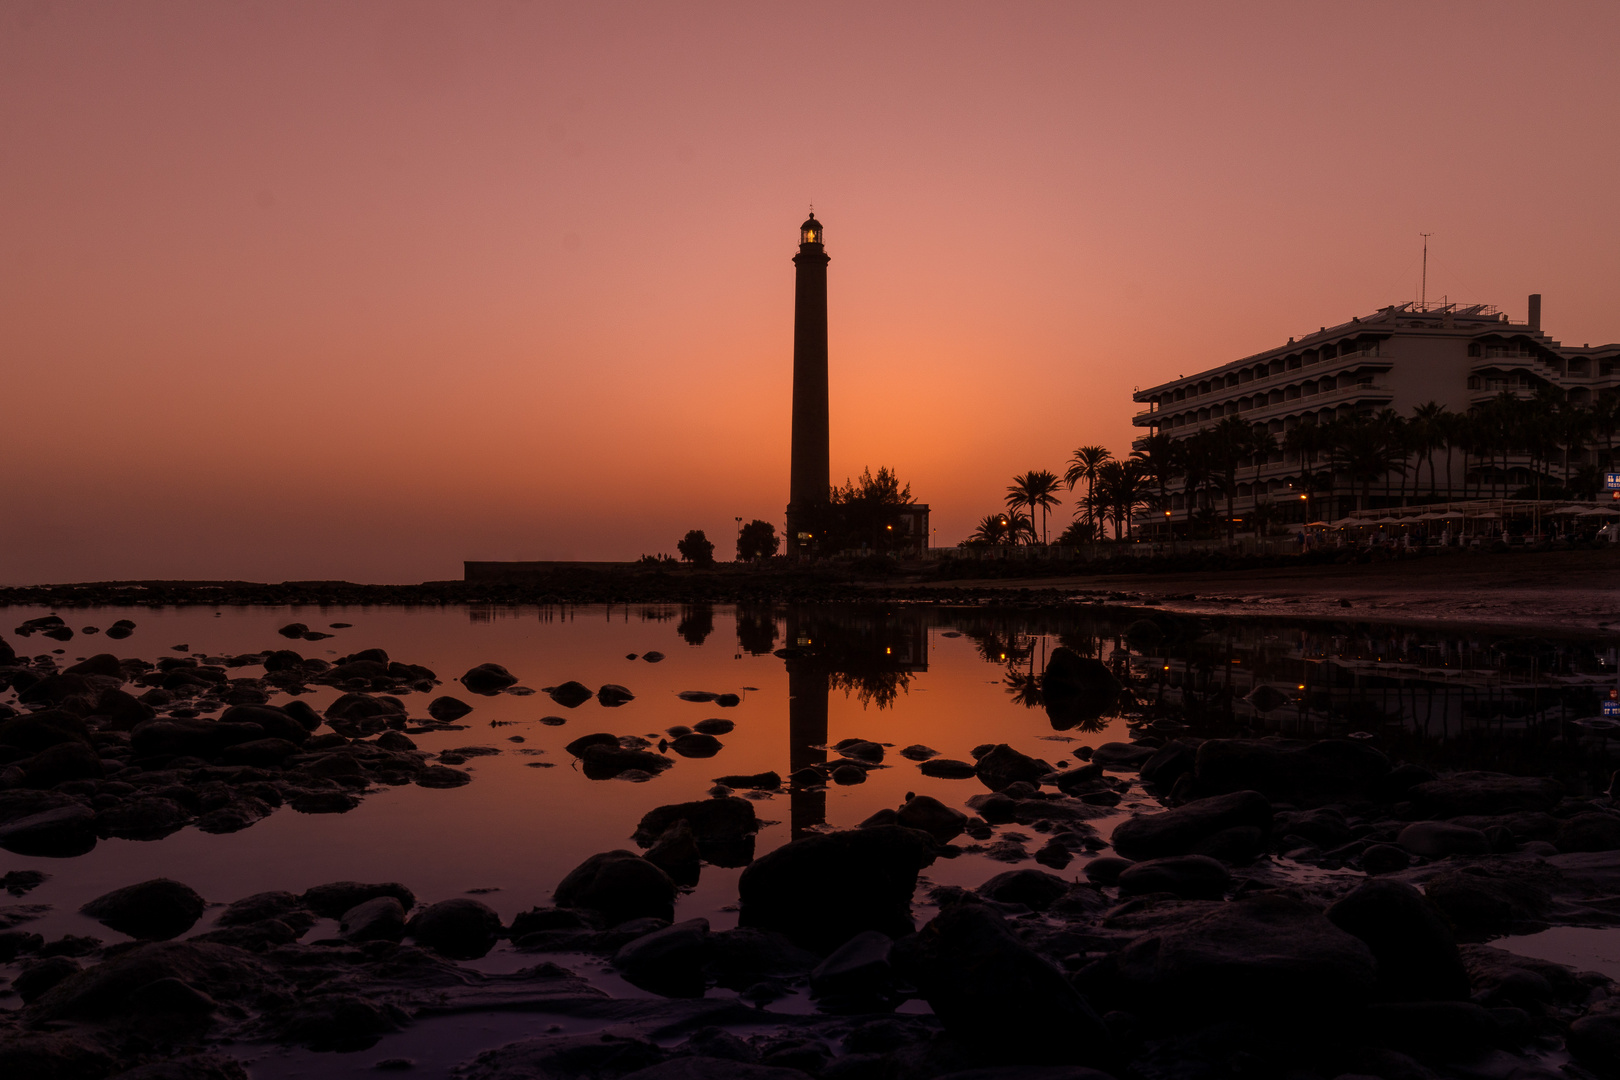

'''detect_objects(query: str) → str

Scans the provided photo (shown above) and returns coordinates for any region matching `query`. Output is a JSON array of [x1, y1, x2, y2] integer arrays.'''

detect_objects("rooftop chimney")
[[1528, 293, 1542, 332]]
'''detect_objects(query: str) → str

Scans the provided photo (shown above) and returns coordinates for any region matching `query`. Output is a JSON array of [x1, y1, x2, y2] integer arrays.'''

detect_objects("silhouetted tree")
[[677, 529, 715, 565], [1064, 445, 1113, 535], [1006, 469, 1062, 544], [827, 466, 914, 551], [736, 520, 780, 561]]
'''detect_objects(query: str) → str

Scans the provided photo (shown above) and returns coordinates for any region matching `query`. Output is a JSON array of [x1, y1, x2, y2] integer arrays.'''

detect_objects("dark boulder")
[[598, 684, 636, 707], [461, 664, 519, 695], [1326, 878, 1469, 1001], [713, 770, 779, 790], [130, 719, 263, 760], [974, 744, 1050, 792], [302, 881, 416, 919], [892, 901, 1113, 1065], [1569, 1013, 1620, 1077], [0, 802, 97, 856], [1396, 821, 1490, 858], [81, 878, 205, 940], [96, 797, 192, 841], [1041, 647, 1122, 728], [22, 741, 104, 787], [1089, 742, 1158, 771], [810, 930, 900, 1011], [580, 745, 673, 779], [64, 653, 123, 678], [340, 896, 407, 943], [1139, 740, 1199, 788], [738, 826, 936, 952], [218, 705, 310, 745], [415, 765, 472, 788], [549, 680, 594, 707], [554, 850, 677, 926], [407, 897, 501, 959], [669, 733, 723, 758], [1115, 893, 1376, 1019], [217, 738, 301, 767], [633, 797, 758, 865], [1116, 855, 1230, 900], [613, 918, 712, 997], [217, 891, 307, 928], [977, 868, 1069, 911], [1422, 865, 1553, 940], [0, 710, 90, 753], [643, 821, 701, 886], [1555, 811, 1620, 853], [1110, 790, 1272, 861], [428, 696, 473, 721], [565, 732, 620, 756], [15, 957, 83, 1003], [896, 794, 967, 843]]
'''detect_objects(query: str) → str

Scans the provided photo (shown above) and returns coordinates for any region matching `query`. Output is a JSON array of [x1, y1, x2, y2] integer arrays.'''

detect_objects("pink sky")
[[2, 1, 1617, 582]]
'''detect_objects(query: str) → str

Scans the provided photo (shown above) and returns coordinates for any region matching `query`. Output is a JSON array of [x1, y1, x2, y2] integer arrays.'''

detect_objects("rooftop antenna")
[[1420, 232, 1432, 309]]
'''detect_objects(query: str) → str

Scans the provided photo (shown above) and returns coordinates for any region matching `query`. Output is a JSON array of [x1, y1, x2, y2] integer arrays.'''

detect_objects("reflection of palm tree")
[[1004, 668, 1043, 708], [1006, 470, 1063, 544]]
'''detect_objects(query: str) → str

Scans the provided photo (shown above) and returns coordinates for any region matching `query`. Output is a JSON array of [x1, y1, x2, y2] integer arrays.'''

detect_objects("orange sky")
[[3, 1, 1618, 583]]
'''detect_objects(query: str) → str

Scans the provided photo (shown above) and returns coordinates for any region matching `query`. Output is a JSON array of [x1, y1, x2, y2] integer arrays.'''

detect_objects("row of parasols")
[[1305, 506, 1620, 528]]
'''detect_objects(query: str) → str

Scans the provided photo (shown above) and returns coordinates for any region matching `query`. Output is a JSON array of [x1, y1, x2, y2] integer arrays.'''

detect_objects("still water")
[[4, 601, 1619, 971]]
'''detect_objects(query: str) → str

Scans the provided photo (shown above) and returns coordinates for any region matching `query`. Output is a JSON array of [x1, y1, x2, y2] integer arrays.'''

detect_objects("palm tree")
[[1005, 469, 1062, 544], [1095, 460, 1148, 540], [1209, 416, 1255, 542], [1333, 413, 1405, 511], [1409, 401, 1447, 498], [1063, 446, 1113, 534], [1130, 433, 1180, 531], [1284, 421, 1322, 519], [1175, 432, 1214, 535]]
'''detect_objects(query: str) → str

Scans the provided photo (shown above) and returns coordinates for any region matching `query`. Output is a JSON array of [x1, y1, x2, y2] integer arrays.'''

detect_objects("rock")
[[1406, 772, 1562, 817], [64, 653, 122, 678], [892, 901, 1113, 1064], [978, 868, 1069, 911], [900, 744, 938, 760], [22, 740, 104, 786], [598, 684, 635, 707], [1041, 647, 1122, 728], [1191, 738, 1389, 805], [919, 757, 977, 779], [1116, 855, 1230, 899], [580, 744, 674, 779], [565, 732, 620, 756], [837, 739, 884, 763], [1110, 790, 1272, 861], [0, 710, 91, 752], [643, 821, 701, 886], [1363, 1000, 1501, 1055], [217, 738, 301, 767], [302, 881, 415, 919], [738, 826, 937, 952], [1089, 742, 1157, 770], [830, 765, 866, 785], [1422, 865, 1553, 939], [415, 764, 472, 788], [96, 797, 191, 841], [1188, 825, 1265, 864], [1326, 879, 1469, 1001], [106, 1054, 248, 1080], [0, 1033, 114, 1079], [81, 878, 205, 940], [290, 791, 359, 814], [278, 623, 309, 638], [1555, 811, 1620, 853], [0, 793, 98, 857], [548, 680, 594, 707], [217, 891, 307, 928], [694, 718, 733, 735], [1568, 1012, 1620, 1076], [670, 733, 723, 758], [1397, 821, 1491, 858], [1115, 894, 1377, 1019], [554, 850, 677, 925], [613, 917, 712, 997], [633, 797, 758, 864], [15, 955, 82, 1002], [1083, 855, 1133, 884], [340, 896, 407, 943], [974, 744, 1050, 792], [896, 794, 968, 843], [461, 664, 519, 695], [713, 693, 740, 708], [1361, 843, 1412, 875], [1139, 740, 1198, 788], [218, 704, 310, 744], [428, 696, 474, 721], [407, 897, 501, 959], [810, 930, 898, 1010], [130, 718, 263, 760]]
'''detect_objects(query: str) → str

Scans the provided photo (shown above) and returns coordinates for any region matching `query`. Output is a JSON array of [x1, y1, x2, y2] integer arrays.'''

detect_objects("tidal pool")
[[4, 601, 1619, 1073]]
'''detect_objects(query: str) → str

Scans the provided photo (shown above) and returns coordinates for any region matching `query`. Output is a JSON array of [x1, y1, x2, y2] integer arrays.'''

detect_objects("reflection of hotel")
[[1131, 295, 1620, 524]]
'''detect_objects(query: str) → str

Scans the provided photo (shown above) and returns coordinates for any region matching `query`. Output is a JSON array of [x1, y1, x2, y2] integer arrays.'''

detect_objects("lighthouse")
[[787, 211, 829, 558]]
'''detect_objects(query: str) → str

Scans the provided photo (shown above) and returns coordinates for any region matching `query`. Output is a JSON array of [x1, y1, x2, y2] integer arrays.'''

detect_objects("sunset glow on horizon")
[[3, 1, 1617, 583]]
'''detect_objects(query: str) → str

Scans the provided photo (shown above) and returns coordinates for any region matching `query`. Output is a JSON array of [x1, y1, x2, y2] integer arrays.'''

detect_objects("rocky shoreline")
[[7, 616, 1620, 1079]]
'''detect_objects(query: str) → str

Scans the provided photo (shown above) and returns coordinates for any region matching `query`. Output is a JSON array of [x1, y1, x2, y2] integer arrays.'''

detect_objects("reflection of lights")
[[1297, 684, 1305, 689], [885, 647, 891, 655]]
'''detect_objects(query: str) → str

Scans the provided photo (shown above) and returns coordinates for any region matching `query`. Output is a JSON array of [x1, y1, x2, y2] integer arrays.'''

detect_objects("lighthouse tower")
[[787, 211, 829, 558]]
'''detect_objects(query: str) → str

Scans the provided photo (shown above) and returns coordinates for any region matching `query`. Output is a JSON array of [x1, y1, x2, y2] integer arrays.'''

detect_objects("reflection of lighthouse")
[[786, 212, 829, 559], [785, 608, 827, 837]]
